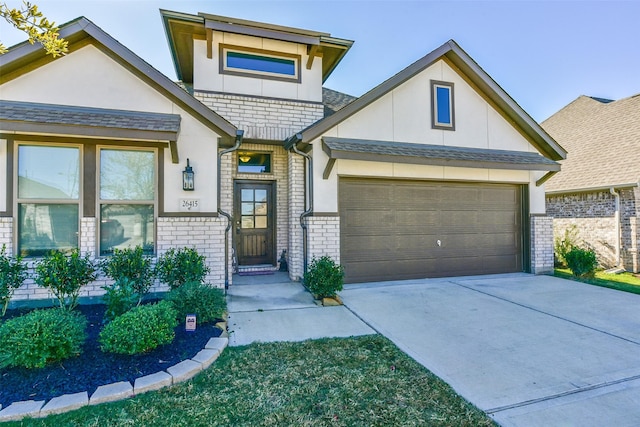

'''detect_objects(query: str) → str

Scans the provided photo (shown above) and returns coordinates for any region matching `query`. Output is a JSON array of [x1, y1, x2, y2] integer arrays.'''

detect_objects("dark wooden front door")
[[234, 181, 275, 265]]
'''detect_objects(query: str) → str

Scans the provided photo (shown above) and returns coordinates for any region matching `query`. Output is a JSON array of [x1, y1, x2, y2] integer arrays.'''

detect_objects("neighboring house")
[[543, 95, 640, 273], [0, 9, 565, 303]]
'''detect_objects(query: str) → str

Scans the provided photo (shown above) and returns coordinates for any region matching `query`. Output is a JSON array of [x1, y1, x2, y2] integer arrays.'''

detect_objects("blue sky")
[[2, 0, 639, 122]]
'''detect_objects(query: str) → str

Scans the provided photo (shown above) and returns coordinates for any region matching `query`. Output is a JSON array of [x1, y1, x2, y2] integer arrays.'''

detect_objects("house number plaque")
[[180, 199, 200, 212]]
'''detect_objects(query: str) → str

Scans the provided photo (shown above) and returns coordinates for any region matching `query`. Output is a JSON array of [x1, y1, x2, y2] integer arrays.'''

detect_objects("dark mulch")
[[0, 302, 222, 408]]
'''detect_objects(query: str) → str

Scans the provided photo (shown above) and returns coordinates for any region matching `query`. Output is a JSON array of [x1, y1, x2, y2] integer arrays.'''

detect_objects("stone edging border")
[[0, 335, 229, 422]]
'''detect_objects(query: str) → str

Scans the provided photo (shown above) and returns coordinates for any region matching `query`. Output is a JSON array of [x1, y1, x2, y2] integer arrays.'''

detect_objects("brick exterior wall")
[[195, 91, 324, 141], [0, 217, 12, 254], [287, 152, 305, 281], [156, 217, 227, 286], [307, 216, 340, 263], [530, 215, 554, 274], [546, 188, 639, 272]]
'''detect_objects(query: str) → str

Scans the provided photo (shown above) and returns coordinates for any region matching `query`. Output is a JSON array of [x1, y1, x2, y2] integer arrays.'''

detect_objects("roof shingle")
[[542, 94, 640, 192]]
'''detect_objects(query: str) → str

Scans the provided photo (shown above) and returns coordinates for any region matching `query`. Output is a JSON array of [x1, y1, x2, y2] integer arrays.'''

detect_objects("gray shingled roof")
[[0, 100, 181, 137], [322, 137, 560, 171], [322, 87, 357, 117], [542, 94, 640, 192]]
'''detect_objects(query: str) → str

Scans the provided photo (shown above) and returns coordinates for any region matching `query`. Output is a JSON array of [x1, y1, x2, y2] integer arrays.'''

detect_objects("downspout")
[[290, 134, 313, 276], [610, 187, 622, 268], [218, 130, 244, 291]]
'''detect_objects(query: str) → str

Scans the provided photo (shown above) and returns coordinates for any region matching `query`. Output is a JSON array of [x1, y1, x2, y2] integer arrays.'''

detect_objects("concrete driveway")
[[341, 273, 640, 426]]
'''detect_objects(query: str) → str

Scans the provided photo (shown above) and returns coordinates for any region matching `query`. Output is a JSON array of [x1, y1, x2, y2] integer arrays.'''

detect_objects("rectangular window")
[[237, 152, 271, 174], [16, 144, 80, 256], [98, 148, 156, 255], [220, 44, 301, 83], [431, 80, 455, 130]]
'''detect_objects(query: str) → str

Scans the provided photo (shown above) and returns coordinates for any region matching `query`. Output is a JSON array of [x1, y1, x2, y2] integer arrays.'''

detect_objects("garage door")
[[339, 178, 524, 283]]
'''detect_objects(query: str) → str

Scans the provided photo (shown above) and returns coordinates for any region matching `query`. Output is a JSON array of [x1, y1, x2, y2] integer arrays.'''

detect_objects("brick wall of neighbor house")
[[307, 216, 340, 263], [546, 189, 639, 272], [288, 152, 305, 281], [196, 91, 324, 140], [530, 215, 554, 274]]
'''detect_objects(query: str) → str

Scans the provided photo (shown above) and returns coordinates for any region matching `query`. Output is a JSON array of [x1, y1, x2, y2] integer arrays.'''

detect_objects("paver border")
[[0, 336, 228, 422]]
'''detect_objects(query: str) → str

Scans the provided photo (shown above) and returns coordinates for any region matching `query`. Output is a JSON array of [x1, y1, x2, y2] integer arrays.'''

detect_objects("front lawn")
[[555, 268, 640, 295], [8, 335, 495, 426]]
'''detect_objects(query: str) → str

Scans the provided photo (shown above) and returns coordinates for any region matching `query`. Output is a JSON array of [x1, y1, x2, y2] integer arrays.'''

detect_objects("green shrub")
[[34, 250, 96, 310], [303, 255, 344, 298], [554, 225, 580, 267], [155, 247, 210, 290], [102, 278, 138, 322], [100, 246, 154, 304], [0, 308, 87, 369], [166, 281, 226, 324], [565, 247, 598, 278], [0, 245, 29, 317], [99, 301, 178, 355]]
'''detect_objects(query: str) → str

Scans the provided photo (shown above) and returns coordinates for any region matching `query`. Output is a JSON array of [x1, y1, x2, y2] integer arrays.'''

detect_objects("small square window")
[[237, 152, 271, 174], [431, 80, 455, 130]]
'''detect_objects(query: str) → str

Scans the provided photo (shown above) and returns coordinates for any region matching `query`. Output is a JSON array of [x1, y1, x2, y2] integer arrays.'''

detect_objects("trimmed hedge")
[[99, 301, 178, 355], [166, 281, 226, 324], [0, 308, 87, 369]]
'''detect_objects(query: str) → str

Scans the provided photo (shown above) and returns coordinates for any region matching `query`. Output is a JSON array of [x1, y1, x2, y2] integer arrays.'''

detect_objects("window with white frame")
[[98, 148, 156, 256], [220, 44, 301, 83], [431, 80, 455, 130], [16, 144, 80, 256]]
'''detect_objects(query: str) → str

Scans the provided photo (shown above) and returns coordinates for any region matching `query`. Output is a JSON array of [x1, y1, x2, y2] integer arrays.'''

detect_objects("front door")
[[234, 181, 275, 265]]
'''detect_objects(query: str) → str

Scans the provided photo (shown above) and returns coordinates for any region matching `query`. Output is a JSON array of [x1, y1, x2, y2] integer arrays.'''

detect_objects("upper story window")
[[16, 144, 80, 256], [220, 44, 301, 83], [431, 80, 455, 130]]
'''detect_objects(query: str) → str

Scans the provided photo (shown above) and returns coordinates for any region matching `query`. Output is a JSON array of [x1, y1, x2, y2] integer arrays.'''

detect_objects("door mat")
[[237, 271, 275, 276]]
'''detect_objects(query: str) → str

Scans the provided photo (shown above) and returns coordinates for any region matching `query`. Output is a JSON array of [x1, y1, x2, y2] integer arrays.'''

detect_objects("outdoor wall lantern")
[[182, 158, 194, 191]]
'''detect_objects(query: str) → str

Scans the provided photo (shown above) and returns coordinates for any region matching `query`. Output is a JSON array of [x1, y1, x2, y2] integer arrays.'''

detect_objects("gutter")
[[546, 182, 639, 196], [218, 130, 244, 290], [287, 133, 313, 276]]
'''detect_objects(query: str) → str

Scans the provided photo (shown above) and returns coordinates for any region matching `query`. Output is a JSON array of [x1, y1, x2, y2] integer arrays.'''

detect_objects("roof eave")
[[1, 16, 237, 141]]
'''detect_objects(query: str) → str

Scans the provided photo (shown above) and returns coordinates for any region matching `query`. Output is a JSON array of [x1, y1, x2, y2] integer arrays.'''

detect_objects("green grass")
[[555, 268, 640, 294], [9, 335, 495, 426]]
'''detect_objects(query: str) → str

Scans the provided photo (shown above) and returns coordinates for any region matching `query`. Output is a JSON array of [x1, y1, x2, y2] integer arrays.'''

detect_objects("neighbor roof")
[[286, 40, 566, 163], [161, 9, 353, 85], [0, 16, 237, 147], [542, 94, 640, 193], [0, 100, 181, 141]]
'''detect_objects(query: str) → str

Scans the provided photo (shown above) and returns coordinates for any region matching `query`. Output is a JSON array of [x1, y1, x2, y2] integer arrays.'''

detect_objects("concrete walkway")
[[340, 273, 640, 427], [226, 272, 375, 347]]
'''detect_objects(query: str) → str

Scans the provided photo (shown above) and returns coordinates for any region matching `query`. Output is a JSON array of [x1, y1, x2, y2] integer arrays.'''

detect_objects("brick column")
[[288, 152, 305, 281], [0, 217, 13, 254], [530, 215, 554, 274]]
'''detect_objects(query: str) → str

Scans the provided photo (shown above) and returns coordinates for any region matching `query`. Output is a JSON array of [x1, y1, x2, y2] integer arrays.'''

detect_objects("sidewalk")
[[226, 272, 375, 347]]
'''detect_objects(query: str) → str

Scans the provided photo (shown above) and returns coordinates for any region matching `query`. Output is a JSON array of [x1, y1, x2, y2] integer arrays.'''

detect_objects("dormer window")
[[431, 80, 455, 130], [220, 44, 301, 83]]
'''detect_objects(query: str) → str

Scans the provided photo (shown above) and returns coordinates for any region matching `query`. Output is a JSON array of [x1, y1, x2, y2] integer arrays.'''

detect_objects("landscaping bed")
[[0, 302, 222, 408]]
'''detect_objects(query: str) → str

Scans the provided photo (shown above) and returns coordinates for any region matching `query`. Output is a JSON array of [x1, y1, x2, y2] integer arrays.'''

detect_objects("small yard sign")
[[186, 314, 197, 332]]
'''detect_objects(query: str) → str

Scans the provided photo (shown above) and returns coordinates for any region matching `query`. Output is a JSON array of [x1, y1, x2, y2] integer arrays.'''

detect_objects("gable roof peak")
[[290, 39, 565, 161]]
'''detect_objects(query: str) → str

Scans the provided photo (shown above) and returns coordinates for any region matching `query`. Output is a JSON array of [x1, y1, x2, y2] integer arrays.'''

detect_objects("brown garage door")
[[339, 178, 524, 283]]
